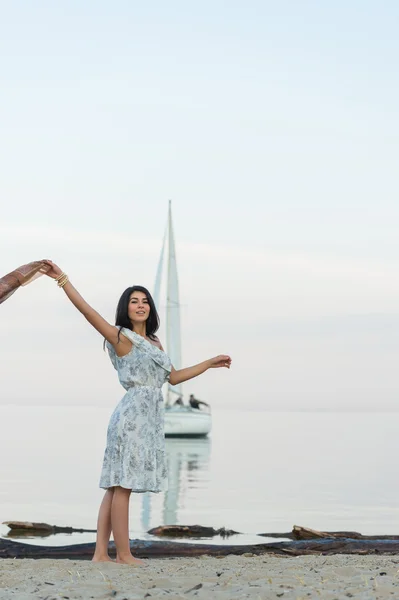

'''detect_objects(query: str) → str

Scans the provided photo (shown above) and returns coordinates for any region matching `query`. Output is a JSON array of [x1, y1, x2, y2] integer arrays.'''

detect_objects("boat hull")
[[164, 407, 212, 437]]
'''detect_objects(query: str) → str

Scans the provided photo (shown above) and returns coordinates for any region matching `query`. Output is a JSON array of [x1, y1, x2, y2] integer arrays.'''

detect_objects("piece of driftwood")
[[291, 526, 399, 541], [3, 521, 96, 537], [257, 527, 362, 541], [3, 537, 399, 560], [147, 525, 238, 538]]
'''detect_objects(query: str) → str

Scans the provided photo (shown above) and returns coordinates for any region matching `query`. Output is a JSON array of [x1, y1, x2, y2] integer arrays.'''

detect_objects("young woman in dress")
[[42, 260, 231, 565]]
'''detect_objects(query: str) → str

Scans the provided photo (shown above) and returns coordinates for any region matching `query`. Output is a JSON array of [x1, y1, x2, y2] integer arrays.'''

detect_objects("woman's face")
[[128, 290, 150, 325]]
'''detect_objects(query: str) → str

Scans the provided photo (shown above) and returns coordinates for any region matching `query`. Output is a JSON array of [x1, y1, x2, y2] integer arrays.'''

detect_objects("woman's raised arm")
[[42, 260, 123, 346]]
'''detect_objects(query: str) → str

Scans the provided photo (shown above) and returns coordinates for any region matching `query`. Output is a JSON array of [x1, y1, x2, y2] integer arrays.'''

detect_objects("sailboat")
[[153, 201, 212, 437]]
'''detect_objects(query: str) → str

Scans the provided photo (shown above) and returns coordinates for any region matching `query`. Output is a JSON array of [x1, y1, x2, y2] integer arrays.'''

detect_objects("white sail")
[[166, 200, 182, 401], [153, 224, 167, 312]]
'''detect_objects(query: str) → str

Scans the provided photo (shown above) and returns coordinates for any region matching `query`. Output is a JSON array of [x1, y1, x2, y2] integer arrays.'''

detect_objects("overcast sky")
[[1, 1, 399, 410]]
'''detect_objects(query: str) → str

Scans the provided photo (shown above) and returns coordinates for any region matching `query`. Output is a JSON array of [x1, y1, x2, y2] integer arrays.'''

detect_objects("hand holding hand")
[[208, 355, 232, 369], [41, 259, 63, 280]]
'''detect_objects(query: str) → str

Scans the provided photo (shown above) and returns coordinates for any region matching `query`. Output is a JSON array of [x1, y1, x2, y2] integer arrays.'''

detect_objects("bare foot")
[[92, 555, 114, 563], [116, 554, 145, 566]]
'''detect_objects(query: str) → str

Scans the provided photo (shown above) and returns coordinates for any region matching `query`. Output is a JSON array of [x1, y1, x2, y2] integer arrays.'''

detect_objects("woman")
[[42, 260, 231, 565]]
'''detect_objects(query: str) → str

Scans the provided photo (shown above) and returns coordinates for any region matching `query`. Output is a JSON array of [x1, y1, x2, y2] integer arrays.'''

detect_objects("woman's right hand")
[[41, 259, 63, 280]]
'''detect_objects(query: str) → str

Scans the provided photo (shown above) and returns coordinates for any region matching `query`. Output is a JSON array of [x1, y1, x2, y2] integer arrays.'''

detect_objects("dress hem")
[[99, 483, 167, 493]]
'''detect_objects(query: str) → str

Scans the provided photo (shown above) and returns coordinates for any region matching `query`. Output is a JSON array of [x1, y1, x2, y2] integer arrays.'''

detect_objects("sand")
[[1, 554, 399, 599]]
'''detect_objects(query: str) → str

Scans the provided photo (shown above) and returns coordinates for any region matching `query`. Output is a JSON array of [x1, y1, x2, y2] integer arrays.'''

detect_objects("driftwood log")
[[290, 526, 399, 541], [147, 525, 238, 538], [3, 522, 96, 538], [3, 537, 399, 560]]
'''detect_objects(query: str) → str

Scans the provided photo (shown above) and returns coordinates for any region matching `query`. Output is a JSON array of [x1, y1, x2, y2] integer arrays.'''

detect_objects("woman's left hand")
[[208, 355, 232, 369]]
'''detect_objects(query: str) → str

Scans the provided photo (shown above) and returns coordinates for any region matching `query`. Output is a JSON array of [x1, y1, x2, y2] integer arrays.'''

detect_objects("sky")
[[1, 1, 399, 410]]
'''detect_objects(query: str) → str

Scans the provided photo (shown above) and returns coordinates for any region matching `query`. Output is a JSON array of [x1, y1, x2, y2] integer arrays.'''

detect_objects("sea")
[[1, 406, 399, 547]]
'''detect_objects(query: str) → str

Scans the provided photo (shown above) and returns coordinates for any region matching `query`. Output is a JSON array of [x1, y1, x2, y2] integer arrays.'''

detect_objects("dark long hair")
[[115, 285, 160, 340]]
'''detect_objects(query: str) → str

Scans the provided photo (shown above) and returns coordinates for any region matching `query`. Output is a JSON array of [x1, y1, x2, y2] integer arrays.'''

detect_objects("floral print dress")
[[99, 328, 172, 493]]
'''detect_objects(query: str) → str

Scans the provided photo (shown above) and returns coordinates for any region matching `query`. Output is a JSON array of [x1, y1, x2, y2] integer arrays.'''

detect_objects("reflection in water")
[[141, 438, 211, 529]]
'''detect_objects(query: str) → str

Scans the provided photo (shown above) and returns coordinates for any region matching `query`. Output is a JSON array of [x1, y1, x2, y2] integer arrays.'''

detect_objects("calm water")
[[1, 406, 399, 546]]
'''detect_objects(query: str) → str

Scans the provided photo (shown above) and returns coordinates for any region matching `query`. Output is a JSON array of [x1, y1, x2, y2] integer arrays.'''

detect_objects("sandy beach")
[[1, 554, 399, 599]]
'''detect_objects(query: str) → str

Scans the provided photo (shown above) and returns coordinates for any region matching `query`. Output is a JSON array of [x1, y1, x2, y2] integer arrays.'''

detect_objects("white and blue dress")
[[99, 328, 172, 493]]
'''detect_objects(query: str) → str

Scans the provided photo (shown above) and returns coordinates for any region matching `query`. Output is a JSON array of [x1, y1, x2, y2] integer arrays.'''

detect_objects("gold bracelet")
[[55, 272, 66, 282], [57, 274, 68, 286], [59, 278, 69, 288], [56, 273, 68, 284], [58, 276, 69, 288], [57, 274, 69, 288]]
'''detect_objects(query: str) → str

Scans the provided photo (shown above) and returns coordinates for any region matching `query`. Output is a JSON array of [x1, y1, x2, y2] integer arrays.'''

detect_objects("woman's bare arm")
[[60, 280, 121, 344], [42, 260, 128, 348], [169, 355, 231, 386], [155, 336, 231, 384]]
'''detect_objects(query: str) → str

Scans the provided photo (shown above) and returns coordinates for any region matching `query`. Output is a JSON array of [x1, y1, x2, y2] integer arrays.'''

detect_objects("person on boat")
[[41, 260, 231, 566], [174, 396, 184, 406], [189, 394, 210, 410]]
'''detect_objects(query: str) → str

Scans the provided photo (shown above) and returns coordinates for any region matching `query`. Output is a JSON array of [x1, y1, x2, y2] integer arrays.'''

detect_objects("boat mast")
[[166, 200, 183, 404], [153, 222, 167, 313]]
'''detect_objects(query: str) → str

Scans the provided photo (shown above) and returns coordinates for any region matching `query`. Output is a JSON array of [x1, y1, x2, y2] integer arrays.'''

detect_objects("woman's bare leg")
[[92, 488, 115, 562], [111, 486, 144, 565]]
